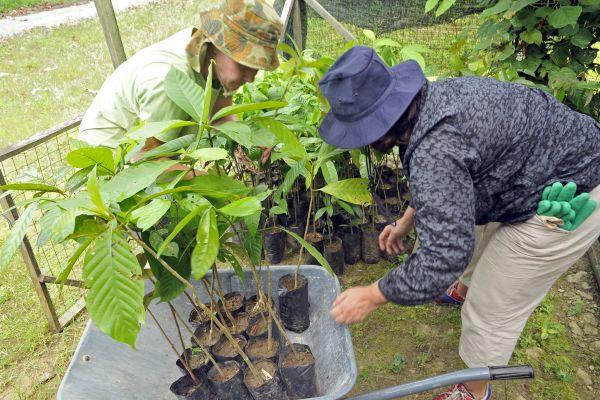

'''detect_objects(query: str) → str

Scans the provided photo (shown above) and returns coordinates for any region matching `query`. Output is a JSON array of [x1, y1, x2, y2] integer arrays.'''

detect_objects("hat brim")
[[318, 60, 426, 149], [207, 30, 280, 72]]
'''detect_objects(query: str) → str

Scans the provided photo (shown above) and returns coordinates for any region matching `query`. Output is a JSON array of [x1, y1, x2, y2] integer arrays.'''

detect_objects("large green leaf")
[[191, 208, 219, 279], [321, 160, 338, 184], [57, 236, 95, 285], [131, 199, 171, 231], [156, 202, 210, 257], [137, 134, 195, 161], [45, 207, 86, 243], [319, 178, 372, 205], [66, 147, 115, 175], [547, 6, 582, 28], [83, 229, 145, 347], [282, 228, 334, 276], [211, 101, 287, 122], [88, 167, 110, 216], [165, 67, 204, 122], [0, 182, 64, 195], [425, 0, 439, 13], [189, 147, 229, 162], [211, 121, 253, 148], [435, 0, 457, 16], [202, 63, 214, 125], [128, 120, 197, 141], [0, 203, 38, 271], [256, 117, 308, 161], [481, 0, 510, 18], [102, 160, 177, 202], [182, 175, 251, 200], [219, 197, 262, 217], [66, 166, 94, 192]]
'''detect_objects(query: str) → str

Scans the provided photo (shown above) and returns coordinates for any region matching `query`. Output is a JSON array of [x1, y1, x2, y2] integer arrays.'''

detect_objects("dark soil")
[[281, 273, 307, 292], [281, 349, 314, 368], [192, 325, 222, 348], [220, 292, 244, 314], [306, 231, 323, 243], [226, 312, 249, 335], [248, 315, 269, 337], [246, 338, 279, 361], [244, 360, 277, 388], [188, 305, 213, 326], [213, 336, 246, 358], [209, 362, 240, 383], [245, 296, 275, 316]]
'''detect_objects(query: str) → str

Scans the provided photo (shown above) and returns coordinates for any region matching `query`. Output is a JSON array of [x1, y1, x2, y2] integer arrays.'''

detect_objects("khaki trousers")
[[459, 185, 600, 367]]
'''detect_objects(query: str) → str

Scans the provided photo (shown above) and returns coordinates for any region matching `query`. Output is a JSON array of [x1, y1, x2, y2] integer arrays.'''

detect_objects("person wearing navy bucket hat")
[[323, 46, 600, 400]]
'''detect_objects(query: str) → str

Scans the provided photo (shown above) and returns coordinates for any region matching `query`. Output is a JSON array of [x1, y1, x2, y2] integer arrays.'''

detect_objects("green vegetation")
[[0, 0, 81, 15]]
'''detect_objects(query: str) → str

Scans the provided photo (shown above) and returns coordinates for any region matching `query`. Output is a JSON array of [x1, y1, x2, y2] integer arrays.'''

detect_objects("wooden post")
[[93, 0, 127, 68], [280, 0, 294, 39], [0, 171, 62, 332], [292, 0, 303, 51], [304, 0, 356, 42]]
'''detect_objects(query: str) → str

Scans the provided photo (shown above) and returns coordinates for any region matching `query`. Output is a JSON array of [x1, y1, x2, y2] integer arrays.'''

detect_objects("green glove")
[[537, 181, 597, 231]]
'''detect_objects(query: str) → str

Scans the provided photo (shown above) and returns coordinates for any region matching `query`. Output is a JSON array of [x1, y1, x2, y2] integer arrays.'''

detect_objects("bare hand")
[[378, 221, 411, 255], [330, 283, 388, 324]]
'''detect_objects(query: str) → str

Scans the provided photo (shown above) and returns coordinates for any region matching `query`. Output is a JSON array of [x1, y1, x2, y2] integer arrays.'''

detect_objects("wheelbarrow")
[[57, 265, 533, 399]]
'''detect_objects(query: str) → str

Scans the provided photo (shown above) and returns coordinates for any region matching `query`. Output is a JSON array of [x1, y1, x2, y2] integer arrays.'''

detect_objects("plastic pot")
[[303, 231, 324, 265], [262, 228, 286, 264], [246, 311, 279, 342], [342, 230, 361, 265], [191, 323, 222, 349], [285, 225, 303, 252], [207, 361, 252, 400], [176, 347, 212, 376], [278, 343, 318, 399], [243, 359, 286, 400], [188, 303, 215, 328], [245, 337, 280, 363], [277, 273, 310, 333], [324, 236, 345, 275], [170, 371, 215, 400], [244, 295, 276, 318], [225, 312, 250, 337], [211, 335, 247, 364], [218, 292, 245, 317], [361, 224, 380, 264]]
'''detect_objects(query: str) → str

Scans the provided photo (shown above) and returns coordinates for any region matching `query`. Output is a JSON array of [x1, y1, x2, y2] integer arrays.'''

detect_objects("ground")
[[0, 0, 599, 398]]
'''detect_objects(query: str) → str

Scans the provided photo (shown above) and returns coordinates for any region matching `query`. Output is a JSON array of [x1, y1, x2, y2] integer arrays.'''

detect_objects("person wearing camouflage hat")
[[78, 0, 282, 163]]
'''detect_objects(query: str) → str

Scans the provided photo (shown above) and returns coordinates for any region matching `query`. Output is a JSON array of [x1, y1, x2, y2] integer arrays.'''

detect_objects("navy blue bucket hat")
[[318, 46, 426, 149]]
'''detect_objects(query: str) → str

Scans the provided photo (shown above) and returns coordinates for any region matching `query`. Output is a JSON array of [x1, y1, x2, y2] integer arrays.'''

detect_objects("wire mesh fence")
[[0, 118, 85, 332]]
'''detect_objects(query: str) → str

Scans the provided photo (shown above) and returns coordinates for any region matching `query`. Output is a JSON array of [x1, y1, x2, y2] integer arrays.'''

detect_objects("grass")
[[0, 0, 81, 15]]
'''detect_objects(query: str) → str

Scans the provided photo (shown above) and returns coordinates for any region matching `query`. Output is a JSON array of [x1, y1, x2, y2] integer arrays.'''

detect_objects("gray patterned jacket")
[[378, 77, 600, 306]]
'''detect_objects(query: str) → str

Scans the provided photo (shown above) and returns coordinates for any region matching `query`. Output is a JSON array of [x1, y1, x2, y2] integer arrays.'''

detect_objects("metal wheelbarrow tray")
[[58, 265, 357, 399]]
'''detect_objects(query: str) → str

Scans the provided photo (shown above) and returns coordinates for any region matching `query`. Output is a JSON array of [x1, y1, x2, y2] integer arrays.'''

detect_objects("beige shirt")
[[78, 27, 220, 147]]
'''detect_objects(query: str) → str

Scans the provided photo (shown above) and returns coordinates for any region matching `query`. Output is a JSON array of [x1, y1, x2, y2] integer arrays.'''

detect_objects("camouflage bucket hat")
[[198, 0, 283, 71]]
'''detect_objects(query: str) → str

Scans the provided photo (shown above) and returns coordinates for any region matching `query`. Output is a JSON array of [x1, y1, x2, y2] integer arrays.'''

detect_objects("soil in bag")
[[243, 359, 286, 400], [361, 223, 381, 264], [247, 311, 279, 341], [278, 273, 310, 333], [245, 337, 280, 362], [176, 347, 212, 375], [225, 312, 250, 336], [303, 231, 324, 265], [212, 334, 247, 363], [208, 361, 252, 400], [245, 295, 276, 317], [170, 371, 216, 400], [262, 227, 286, 264], [219, 292, 245, 316], [188, 303, 215, 328], [342, 230, 361, 265], [191, 323, 222, 349], [279, 343, 318, 399], [285, 225, 303, 252], [324, 236, 345, 275]]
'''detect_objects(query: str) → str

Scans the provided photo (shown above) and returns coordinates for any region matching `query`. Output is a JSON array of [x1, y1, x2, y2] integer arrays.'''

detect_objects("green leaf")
[[202, 63, 213, 125], [211, 101, 287, 122], [47, 208, 86, 243], [244, 211, 261, 236], [321, 160, 339, 184], [337, 199, 356, 216], [278, 159, 307, 197], [131, 199, 171, 231], [0, 203, 38, 271], [547, 6, 582, 28], [189, 147, 229, 163], [435, 0, 457, 17], [282, 228, 334, 276], [319, 178, 372, 205], [570, 28, 593, 49], [509, 0, 537, 13], [137, 134, 195, 161], [256, 117, 308, 161], [66, 147, 114, 174], [314, 207, 327, 221], [102, 160, 177, 202], [520, 29, 542, 45], [496, 43, 515, 61], [83, 229, 145, 348], [191, 208, 219, 279], [87, 167, 109, 216], [424, 0, 439, 13], [219, 197, 262, 217], [0, 182, 64, 195], [164, 67, 204, 122], [127, 120, 197, 141], [374, 38, 402, 48], [211, 121, 253, 148], [220, 245, 245, 283], [481, 0, 510, 18], [157, 203, 210, 257], [66, 166, 93, 192], [183, 175, 251, 200], [57, 236, 95, 286], [362, 29, 376, 41]]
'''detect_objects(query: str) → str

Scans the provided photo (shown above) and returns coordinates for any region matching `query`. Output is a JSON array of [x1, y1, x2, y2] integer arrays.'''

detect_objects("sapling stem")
[[147, 308, 200, 384], [211, 265, 236, 325], [295, 179, 315, 287], [170, 304, 188, 368], [128, 229, 261, 378]]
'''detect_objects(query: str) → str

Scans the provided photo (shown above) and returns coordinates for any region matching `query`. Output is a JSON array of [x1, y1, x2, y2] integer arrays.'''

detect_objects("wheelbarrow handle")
[[342, 365, 534, 400]]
